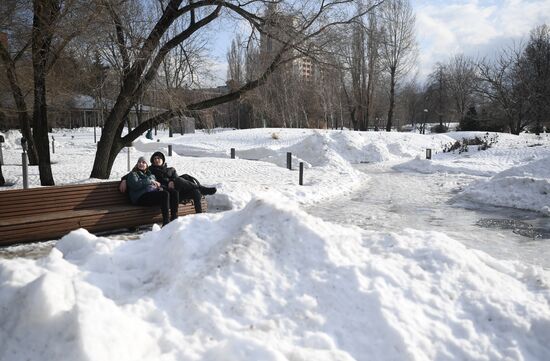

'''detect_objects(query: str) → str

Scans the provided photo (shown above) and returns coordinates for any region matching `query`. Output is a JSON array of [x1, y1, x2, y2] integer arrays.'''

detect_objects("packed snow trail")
[[307, 163, 550, 269]]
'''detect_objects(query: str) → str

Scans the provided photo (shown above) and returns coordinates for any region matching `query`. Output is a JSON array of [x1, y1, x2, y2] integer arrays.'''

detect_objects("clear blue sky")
[[204, 0, 550, 86]]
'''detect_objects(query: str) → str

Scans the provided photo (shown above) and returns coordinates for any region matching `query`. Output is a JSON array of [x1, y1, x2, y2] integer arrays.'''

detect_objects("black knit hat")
[[150, 151, 166, 164]]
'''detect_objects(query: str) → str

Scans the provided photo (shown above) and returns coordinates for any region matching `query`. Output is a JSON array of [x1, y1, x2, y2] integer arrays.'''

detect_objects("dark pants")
[[174, 177, 202, 213], [137, 189, 179, 226]]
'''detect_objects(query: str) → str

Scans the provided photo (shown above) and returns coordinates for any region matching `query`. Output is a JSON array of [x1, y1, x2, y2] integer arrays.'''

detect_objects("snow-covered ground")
[[1, 127, 550, 360]]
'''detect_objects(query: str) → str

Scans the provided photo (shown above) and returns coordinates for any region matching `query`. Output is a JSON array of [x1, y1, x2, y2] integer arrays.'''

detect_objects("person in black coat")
[[120, 151, 216, 214], [149, 151, 216, 213], [125, 156, 179, 226]]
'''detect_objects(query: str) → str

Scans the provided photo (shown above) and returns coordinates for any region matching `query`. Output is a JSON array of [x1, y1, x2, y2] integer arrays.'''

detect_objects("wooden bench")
[[0, 181, 207, 246]]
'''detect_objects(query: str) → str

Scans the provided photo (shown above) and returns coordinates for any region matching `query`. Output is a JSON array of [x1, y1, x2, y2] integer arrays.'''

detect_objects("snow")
[[1, 127, 550, 361]]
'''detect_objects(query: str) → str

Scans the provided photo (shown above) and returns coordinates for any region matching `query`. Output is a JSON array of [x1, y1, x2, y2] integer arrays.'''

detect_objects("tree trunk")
[[0, 45, 39, 165], [386, 68, 396, 132], [19, 115, 39, 165], [90, 108, 128, 178], [32, 0, 58, 186]]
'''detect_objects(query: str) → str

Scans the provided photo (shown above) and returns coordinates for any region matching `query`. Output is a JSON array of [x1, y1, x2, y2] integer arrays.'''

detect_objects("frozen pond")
[[307, 163, 550, 269]]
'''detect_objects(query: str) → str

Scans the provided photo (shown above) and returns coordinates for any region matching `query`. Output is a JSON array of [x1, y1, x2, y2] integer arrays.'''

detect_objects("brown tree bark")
[[0, 44, 39, 165], [386, 67, 396, 131], [31, 0, 60, 186]]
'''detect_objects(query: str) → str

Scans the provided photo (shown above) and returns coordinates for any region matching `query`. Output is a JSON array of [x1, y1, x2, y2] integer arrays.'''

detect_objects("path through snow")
[[307, 163, 550, 269]]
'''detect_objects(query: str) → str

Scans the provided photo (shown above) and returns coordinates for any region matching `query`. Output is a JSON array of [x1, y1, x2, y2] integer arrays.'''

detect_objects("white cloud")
[[414, 0, 550, 81]]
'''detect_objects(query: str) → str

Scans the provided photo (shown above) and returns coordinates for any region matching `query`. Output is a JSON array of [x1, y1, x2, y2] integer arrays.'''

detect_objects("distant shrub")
[[442, 133, 499, 154], [431, 124, 448, 133], [443, 140, 469, 153]]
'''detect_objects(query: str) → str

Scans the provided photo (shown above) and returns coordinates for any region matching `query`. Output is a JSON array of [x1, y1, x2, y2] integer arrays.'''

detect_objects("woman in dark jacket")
[[149, 151, 216, 214], [126, 156, 179, 226]]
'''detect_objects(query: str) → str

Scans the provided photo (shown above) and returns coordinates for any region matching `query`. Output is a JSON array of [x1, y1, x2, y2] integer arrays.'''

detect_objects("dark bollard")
[[426, 148, 432, 160], [230, 148, 235, 159], [154, 126, 157, 136], [287, 152, 292, 170], [0, 135, 4, 165], [299, 162, 304, 185], [51, 136, 55, 154], [127, 146, 131, 171], [169, 126, 173, 137], [21, 138, 29, 189], [168, 144, 172, 156]]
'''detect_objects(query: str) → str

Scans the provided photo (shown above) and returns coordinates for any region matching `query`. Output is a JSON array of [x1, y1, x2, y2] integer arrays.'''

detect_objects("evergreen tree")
[[460, 106, 479, 131]]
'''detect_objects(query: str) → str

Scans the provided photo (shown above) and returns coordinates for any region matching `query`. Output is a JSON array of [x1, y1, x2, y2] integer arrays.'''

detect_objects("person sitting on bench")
[[126, 156, 179, 226], [120, 151, 216, 214]]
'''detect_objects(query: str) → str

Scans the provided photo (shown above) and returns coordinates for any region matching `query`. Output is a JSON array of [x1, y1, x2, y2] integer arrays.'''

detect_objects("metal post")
[[169, 126, 173, 137], [0, 135, 4, 165], [154, 126, 157, 136], [51, 136, 55, 154], [287, 152, 292, 170], [94, 116, 97, 143], [230, 148, 235, 159], [426, 148, 432, 160], [299, 162, 304, 185], [168, 144, 172, 156], [21, 138, 28, 189], [127, 146, 131, 171]]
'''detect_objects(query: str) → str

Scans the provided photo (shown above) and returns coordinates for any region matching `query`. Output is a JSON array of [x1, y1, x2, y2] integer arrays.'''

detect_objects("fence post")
[[51, 136, 55, 154], [94, 117, 97, 143], [230, 148, 235, 159], [21, 138, 29, 189], [426, 148, 432, 160], [169, 126, 173, 137], [0, 135, 4, 165], [127, 146, 131, 171], [287, 152, 292, 170], [168, 144, 172, 156], [299, 162, 304, 185]]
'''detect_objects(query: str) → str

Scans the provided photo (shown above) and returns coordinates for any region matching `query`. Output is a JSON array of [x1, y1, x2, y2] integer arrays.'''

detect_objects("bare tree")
[[446, 54, 476, 122], [379, 0, 417, 131], [364, 0, 382, 130], [0, 0, 38, 164], [227, 33, 246, 85], [475, 44, 531, 134], [426, 62, 449, 128], [350, 10, 365, 130], [522, 24, 550, 134], [88, 0, 384, 179], [1, 0, 96, 184]]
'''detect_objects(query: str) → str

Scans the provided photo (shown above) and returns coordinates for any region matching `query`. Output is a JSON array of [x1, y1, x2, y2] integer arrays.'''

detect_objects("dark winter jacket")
[[149, 164, 178, 187], [126, 169, 159, 204]]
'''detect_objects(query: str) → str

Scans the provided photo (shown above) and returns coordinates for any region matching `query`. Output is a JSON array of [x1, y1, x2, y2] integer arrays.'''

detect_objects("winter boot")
[[199, 186, 217, 195]]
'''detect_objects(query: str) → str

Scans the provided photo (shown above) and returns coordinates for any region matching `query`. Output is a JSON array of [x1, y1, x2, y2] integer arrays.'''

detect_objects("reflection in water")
[[307, 163, 550, 269]]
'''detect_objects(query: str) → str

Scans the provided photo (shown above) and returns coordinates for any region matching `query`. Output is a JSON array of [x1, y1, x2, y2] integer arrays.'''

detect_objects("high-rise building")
[[259, 4, 314, 80]]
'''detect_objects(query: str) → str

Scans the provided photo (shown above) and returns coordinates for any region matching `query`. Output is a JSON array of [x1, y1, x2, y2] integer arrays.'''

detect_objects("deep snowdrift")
[[1, 196, 549, 360], [2, 128, 550, 360]]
